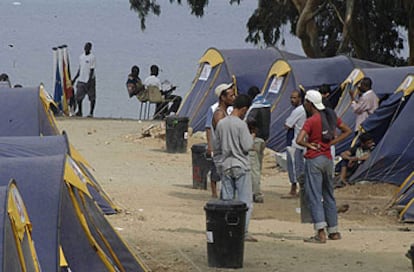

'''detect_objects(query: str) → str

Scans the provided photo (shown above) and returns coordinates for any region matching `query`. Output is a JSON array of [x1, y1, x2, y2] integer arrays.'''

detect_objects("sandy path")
[[57, 118, 413, 272]]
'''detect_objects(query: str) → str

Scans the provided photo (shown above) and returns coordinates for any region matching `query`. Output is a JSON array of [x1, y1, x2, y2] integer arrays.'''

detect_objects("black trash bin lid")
[[191, 143, 207, 152], [165, 116, 189, 123], [204, 199, 247, 212]]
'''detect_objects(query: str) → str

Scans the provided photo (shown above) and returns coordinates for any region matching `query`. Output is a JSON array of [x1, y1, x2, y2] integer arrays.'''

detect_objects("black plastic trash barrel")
[[191, 143, 211, 189], [165, 116, 189, 153], [204, 200, 247, 268]]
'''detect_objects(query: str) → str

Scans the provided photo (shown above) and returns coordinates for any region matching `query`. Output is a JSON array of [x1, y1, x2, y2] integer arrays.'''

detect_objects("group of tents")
[[177, 47, 414, 222], [0, 86, 148, 271]]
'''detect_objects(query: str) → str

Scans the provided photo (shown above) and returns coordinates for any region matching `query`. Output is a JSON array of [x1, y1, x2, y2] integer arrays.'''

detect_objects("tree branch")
[[293, 0, 322, 57]]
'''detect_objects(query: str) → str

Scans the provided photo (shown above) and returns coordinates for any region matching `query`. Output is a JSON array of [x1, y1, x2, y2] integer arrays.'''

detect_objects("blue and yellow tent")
[[334, 66, 414, 154], [0, 86, 59, 136], [0, 180, 41, 271], [0, 154, 148, 271], [0, 135, 119, 215], [262, 56, 384, 151], [178, 47, 304, 132], [0, 86, 120, 215], [349, 74, 414, 186], [389, 171, 414, 222]]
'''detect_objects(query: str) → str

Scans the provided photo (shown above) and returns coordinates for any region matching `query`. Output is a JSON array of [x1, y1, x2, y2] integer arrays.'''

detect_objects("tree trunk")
[[292, 0, 322, 57], [405, 1, 414, 65], [348, 2, 371, 60], [408, 19, 414, 65], [337, 0, 355, 54]]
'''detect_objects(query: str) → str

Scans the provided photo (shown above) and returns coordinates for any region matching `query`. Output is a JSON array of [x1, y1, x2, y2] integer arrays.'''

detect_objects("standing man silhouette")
[[72, 42, 96, 117]]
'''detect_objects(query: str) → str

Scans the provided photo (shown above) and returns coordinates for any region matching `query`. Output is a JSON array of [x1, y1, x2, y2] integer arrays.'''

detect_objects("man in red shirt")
[[296, 90, 351, 243]]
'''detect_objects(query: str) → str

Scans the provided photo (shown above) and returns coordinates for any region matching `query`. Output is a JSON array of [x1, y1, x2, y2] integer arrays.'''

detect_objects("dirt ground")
[[57, 117, 413, 272]]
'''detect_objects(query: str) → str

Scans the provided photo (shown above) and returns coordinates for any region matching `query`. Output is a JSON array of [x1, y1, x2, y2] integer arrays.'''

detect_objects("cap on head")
[[305, 90, 325, 110], [215, 83, 233, 97]]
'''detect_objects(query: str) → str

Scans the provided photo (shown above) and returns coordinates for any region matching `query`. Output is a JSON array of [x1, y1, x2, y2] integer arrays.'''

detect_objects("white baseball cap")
[[214, 83, 233, 97], [305, 90, 325, 110]]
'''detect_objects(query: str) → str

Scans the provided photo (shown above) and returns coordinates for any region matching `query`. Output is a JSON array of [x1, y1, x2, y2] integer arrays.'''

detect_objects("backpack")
[[320, 108, 337, 143]]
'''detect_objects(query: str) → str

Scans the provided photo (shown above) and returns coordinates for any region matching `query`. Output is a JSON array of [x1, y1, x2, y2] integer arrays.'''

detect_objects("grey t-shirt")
[[214, 115, 253, 171]]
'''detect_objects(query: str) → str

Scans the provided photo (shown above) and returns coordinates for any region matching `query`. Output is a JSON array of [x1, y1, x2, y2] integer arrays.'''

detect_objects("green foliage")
[[245, 0, 298, 46], [129, 0, 161, 30], [244, 0, 408, 65], [129, 0, 410, 65]]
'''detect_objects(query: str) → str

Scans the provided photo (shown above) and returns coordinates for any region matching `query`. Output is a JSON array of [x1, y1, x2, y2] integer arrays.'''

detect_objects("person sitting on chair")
[[144, 64, 182, 119], [0, 73, 11, 88], [126, 65, 146, 99], [338, 132, 375, 186]]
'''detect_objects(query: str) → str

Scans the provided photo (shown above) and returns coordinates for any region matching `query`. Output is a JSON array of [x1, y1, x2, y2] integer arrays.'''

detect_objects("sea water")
[[0, 0, 304, 119]]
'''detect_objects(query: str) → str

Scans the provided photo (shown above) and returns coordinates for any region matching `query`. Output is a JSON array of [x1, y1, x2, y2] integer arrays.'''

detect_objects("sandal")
[[328, 232, 342, 240], [304, 235, 326, 244]]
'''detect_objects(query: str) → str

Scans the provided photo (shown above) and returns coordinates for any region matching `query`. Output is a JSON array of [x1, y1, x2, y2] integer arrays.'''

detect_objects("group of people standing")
[[205, 83, 271, 242], [207, 77, 379, 244], [283, 77, 378, 243]]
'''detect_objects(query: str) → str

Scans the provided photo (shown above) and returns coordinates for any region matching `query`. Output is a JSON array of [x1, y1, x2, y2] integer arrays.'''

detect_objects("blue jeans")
[[304, 155, 338, 234], [221, 167, 253, 234], [286, 146, 304, 184]]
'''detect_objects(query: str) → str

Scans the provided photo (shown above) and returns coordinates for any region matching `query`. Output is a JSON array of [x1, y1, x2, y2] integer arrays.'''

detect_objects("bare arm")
[[340, 150, 355, 161], [331, 122, 352, 146], [296, 129, 319, 151], [72, 67, 80, 84], [206, 128, 212, 157], [88, 68, 95, 82], [212, 110, 226, 129]]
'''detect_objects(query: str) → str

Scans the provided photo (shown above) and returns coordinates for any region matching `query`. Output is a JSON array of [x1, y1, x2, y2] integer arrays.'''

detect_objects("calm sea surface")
[[0, 0, 303, 119]]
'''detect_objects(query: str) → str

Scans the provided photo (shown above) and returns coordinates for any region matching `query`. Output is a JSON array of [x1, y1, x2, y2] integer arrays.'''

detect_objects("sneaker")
[[87, 114, 93, 118], [75, 111, 82, 117], [244, 234, 258, 242]]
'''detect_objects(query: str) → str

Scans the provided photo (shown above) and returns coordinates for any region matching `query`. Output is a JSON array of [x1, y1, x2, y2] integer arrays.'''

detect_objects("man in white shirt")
[[349, 77, 378, 131], [284, 90, 306, 197], [144, 65, 182, 119], [72, 42, 96, 117]]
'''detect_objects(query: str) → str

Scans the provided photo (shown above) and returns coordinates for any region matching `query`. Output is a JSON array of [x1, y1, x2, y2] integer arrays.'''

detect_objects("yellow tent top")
[[198, 48, 224, 68], [268, 60, 291, 77], [340, 68, 364, 89], [395, 74, 414, 96]]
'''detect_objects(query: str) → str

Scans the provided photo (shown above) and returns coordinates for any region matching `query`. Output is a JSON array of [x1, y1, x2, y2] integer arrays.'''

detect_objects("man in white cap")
[[205, 83, 235, 197], [296, 90, 351, 243]]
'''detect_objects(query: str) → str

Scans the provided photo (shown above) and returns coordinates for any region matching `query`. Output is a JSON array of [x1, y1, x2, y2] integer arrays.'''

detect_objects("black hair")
[[233, 94, 252, 109], [131, 65, 139, 73], [247, 86, 260, 100], [360, 77, 372, 89], [359, 132, 373, 143], [150, 65, 159, 76], [0, 73, 9, 81], [319, 84, 331, 95]]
